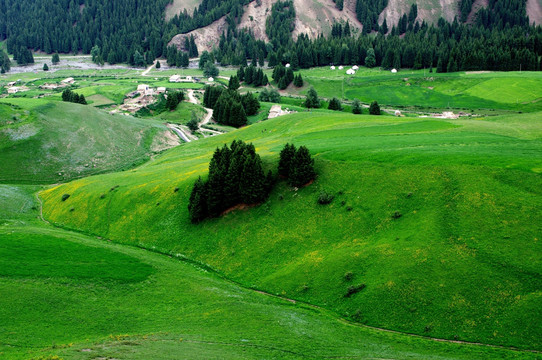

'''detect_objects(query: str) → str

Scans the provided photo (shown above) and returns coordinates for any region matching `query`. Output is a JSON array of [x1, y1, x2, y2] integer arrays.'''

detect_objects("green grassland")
[[4, 188, 539, 359], [39, 110, 542, 351], [0, 99, 175, 183], [288, 68, 542, 113]]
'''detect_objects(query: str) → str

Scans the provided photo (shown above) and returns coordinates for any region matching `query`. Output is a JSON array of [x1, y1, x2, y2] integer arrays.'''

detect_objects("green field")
[[2, 63, 542, 359], [289, 68, 542, 113], [39, 110, 542, 351], [1, 185, 540, 359]]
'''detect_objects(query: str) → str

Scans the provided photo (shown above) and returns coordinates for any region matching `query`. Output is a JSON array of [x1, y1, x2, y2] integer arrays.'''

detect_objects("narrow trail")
[[186, 89, 221, 136], [32, 191, 541, 356], [141, 61, 155, 76]]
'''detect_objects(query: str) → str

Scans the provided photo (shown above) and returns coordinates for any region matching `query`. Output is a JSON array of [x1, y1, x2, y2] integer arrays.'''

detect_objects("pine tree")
[[78, 94, 87, 105], [188, 177, 209, 223], [155, 61, 161, 69], [304, 87, 320, 108], [52, 53, 60, 65], [228, 75, 240, 90], [365, 48, 376, 68], [289, 146, 316, 187], [43, 63, 49, 71], [278, 143, 296, 177], [369, 101, 380, 115], [328, 97, 342, 111], [352, 99, 362, 114]]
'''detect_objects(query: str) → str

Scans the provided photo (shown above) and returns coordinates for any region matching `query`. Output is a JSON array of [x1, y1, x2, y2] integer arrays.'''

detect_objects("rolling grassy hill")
[[0, 99, 178, 184], [4, 187, 540, 359], [39, 110, 542, 350]]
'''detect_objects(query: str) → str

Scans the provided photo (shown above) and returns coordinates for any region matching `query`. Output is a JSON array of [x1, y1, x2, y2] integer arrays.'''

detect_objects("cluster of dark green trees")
[[203, 86, 260, 127], [188, 140, 316, 222], [166, 91, 185, 111], [13, 46, 34, 65], [272, 64, 295, 89], [278, 143, 317, 187], [237, 65, 269, 87], [188, 140, 273, 223], [61, 89, 87, 105], [258, 88, 281, 103]]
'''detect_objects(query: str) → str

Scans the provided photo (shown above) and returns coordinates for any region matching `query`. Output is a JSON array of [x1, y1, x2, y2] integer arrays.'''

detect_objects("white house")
[[137, 84, 149, 93], [169, 75, 181, 83], [391, 68, 398, 73], [156, 87, 166, 94], [61, 77, 75, 84], [7, 87, 18, 94], [186, 76, 193, 81], [7, 81, 16, 87]]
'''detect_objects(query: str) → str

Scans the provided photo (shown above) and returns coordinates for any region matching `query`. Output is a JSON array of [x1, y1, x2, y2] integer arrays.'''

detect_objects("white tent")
[[346, 69, 356, 75], [391, 68, 398, 73], [338, 66, 344, 70], [352, 65, 359, 70], [285, 63, 291, 68], [330, 66, 336, 70], [208, 77, 214, 82]]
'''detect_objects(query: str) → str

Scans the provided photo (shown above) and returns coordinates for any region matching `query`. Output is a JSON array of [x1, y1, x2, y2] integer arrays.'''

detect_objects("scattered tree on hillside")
[[328, 97, 342, 111], [293, 73, 304, 87], [61, 89, 87, 105], [52, 53, 60, 65], [228, 75, 240, 90], [0, 50, 11, 73], [203, 62, 219, 77], [43, 63, 49, 71], [304, 87, 320, 108], [187, 111, 199, 132], [352, 99, 362, 114], [166, 91, 185, 111], [258, 88, 281, 103], [278, 143, 316, 187], [155, 61, 161, 69], [369, 101, 380, 115]]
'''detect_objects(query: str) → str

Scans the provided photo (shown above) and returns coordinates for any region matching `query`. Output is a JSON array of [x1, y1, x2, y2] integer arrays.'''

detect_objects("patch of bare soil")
[[380, 0, 458, 27], [221, 203, 258, 216], [151, 130, 181, 152], [527, 0, 542, 25], [169, 16, 228, 53], [466, 0, 488, 23], [239, 0, 273, 41], [292, 0, 363, 38]]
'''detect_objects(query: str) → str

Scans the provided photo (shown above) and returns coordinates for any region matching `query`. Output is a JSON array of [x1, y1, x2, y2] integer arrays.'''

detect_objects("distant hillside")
[[0, 99, 178, 184]]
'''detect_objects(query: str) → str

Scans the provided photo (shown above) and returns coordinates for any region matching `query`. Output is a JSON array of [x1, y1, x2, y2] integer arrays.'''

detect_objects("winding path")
[[141, 61, 156, 76]]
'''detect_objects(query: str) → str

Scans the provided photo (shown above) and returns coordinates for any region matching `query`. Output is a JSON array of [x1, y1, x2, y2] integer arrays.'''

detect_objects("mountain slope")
[[0, 99, 178, 184], [40, 110, 542, 350]]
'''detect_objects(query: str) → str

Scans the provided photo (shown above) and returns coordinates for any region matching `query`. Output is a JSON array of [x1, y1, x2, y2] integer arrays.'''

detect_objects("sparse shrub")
[[69, 207, 75, 212], [424, 325, 432, 332], [317, 190, 334, 205], [61, 194, 70, 201], [345, 283, 366, 298], [302, 284, 310, 292], [174, 187, 180, 193], [100, 194, 106, 199], [344, 271, 354, 281], [341, 200, 346, 206], [392, 211, 402, 219], [346, 206, 353, 211], [278, 194, 284, 200]]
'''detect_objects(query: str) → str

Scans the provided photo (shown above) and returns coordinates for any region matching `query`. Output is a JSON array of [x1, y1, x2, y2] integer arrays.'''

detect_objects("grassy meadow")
[[1, 62, 541, 359], [39, 110, 542, 351]]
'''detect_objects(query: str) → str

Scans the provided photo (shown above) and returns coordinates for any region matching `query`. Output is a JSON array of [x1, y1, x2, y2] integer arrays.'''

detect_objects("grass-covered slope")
[[293, 69, 542, 113], [40, 111, 542, 350], [4, 186, 539, 359], [0, 99, 177, 184]]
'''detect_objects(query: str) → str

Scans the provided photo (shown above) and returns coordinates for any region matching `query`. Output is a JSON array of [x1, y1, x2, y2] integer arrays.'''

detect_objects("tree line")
[[203, 86, 260, 127], [62, 89, 87, 105]]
